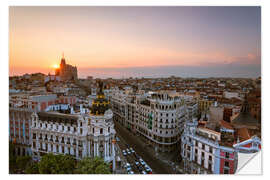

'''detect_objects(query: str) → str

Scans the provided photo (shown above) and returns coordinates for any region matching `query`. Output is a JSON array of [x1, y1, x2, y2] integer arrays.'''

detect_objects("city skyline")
[[9, 6, 261, 78]]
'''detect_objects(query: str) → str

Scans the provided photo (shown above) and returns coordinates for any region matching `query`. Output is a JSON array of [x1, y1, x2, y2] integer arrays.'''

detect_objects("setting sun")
[[52, 64, 59, 69]]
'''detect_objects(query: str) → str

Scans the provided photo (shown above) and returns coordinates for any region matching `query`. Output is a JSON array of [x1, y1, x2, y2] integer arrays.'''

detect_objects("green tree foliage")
[[16, 156, 32, 170], [9, 143, 17, 173], [38, 153, 76, 174], [25, 162, 39, 174], [75, 157, 111, 174], [9, 149, 111, 174]]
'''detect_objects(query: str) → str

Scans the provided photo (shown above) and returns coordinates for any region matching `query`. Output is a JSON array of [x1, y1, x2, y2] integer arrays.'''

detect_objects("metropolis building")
[[110, 90, 187, 152], [31, 82, 116, 166]]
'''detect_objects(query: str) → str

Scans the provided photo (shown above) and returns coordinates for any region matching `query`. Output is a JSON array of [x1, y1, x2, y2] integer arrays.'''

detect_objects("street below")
[[114, 121, 176, 174]]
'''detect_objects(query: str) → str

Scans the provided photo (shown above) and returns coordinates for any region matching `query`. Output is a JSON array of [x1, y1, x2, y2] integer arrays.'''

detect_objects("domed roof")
[[90, 81, 109, 115]]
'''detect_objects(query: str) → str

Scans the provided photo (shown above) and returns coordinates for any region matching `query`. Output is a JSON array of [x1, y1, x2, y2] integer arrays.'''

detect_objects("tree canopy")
[[9, 149, 111, 174], [75, 157, 111, 174], [38, 153, 76, 174]]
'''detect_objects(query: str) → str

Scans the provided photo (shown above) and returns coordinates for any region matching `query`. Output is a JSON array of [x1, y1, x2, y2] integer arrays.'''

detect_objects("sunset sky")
[[9, 6, 261, 78]]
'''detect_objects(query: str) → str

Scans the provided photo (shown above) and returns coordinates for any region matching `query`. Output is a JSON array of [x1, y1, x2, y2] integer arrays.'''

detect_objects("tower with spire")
[[55, 53, 78, 81]]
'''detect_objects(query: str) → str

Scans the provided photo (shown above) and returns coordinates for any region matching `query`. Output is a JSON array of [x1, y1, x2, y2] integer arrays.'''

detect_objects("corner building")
[[31, 83, 116, 164], [111, 90, 187, 152]]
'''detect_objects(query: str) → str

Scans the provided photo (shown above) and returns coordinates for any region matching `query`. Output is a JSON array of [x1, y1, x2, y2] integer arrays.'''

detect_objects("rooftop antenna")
[[62, 52, 65, 59]]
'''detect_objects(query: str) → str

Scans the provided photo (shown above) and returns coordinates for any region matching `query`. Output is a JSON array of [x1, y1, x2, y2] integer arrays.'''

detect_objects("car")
[[125, 163, 131, 171], [138, 166, 143, 171], [141, 171, 147, 174], [135, 161, 140, 167], [126, 149, 131, 154], [130, 148, 135, 153], [145, 167, 152, 173], [139, 159, 145, 165], [122, 150, 127, 156], [128, 171, 134, 174], [126, 163, 131, 167], [144, 163, 150, 168]]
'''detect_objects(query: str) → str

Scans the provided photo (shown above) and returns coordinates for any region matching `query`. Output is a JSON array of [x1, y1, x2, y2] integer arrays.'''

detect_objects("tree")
[[9, 143, 17, 173], [75, 157, 111, 174], [25, 162, 39, 174], [16, 155, 32, 170], [38, 153, 76, 174]]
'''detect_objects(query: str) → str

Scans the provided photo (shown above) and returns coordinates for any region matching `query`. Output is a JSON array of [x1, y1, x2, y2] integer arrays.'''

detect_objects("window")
[[224, 169, 229, 174], [209, 156, 212, 161], [100, 128, 103, 134], [195, 148, 198, 154], [225, 152, 230, 158], [202, 144, 205, 150], [68, 126, 70, 131], [209, 147, 213, 153], [33, 133, 36, 139], [108, 127, 110, 133], [208, 163, 212, 171], [224, 161, 229, 167], [93, 128, 95, 133], [195, 141, 198, 147], [80, 128, 83, 134]]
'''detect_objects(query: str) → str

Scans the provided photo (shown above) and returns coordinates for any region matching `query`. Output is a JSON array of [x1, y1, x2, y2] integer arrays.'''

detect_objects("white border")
[[1, 0, 268, 180]]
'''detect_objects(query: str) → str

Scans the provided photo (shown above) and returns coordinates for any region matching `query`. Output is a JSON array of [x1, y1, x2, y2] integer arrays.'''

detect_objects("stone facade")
[[30, 109, 116, 164], [110, 90, 187, 152]]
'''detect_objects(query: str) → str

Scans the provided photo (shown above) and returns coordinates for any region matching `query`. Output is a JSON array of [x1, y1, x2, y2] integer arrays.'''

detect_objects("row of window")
[[33, 142, 83, 157], [33, 133, 83, 146]]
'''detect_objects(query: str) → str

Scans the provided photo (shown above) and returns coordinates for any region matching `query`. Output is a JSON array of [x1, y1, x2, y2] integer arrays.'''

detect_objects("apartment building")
[[110, 90, 187, 152]]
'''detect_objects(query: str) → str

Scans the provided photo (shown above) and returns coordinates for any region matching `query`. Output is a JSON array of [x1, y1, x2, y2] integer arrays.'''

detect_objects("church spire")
[[61, 52, 66, 66]]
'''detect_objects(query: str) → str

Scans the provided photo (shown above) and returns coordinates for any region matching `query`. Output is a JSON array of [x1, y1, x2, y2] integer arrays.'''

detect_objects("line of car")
[[123, 147, 153, 174]]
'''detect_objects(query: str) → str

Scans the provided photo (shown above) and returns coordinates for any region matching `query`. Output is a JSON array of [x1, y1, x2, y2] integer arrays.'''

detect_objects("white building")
[[111, 90, 187, 152], [30, 86, 117, 168]]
